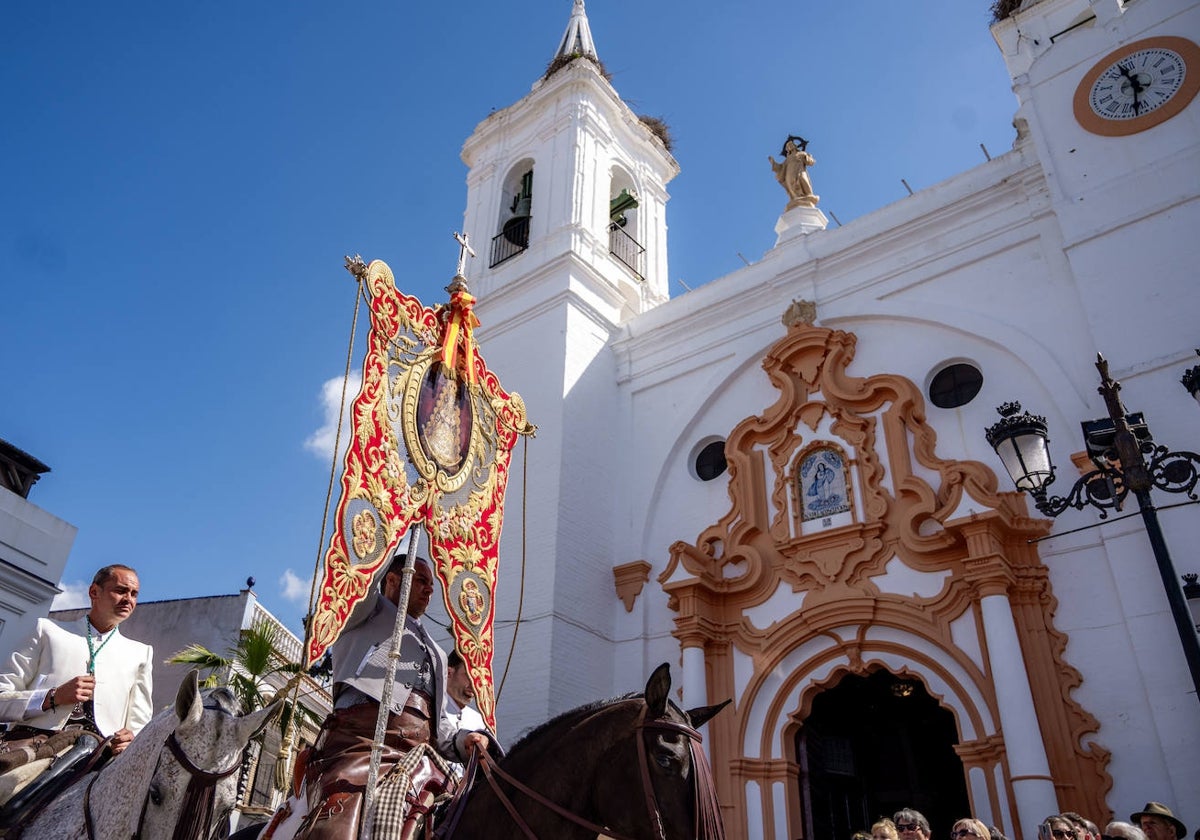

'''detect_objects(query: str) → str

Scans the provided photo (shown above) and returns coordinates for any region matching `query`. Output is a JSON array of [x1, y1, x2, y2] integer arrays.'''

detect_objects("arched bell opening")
[[491, 160, 534, 267], [608, 165, 644, 280]]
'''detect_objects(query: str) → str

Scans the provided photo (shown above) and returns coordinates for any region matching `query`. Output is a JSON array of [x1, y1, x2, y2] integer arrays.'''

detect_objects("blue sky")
[[2, 1, 1019, 638]]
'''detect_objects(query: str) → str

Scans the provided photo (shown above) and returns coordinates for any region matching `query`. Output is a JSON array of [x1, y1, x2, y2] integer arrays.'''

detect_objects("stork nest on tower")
[[637, 115, 674, 153], [544, 52, 612, 82], [989, 0, 1023, 21]]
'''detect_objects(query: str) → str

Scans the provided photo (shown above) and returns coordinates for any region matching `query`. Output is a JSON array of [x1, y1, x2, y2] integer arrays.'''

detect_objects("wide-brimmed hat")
[[1130, 803, 1186, 839]]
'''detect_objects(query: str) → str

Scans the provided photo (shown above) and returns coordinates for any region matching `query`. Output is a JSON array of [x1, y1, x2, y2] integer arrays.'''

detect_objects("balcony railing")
[[609, 223, 645, 281], [491, 216, 531, 267]]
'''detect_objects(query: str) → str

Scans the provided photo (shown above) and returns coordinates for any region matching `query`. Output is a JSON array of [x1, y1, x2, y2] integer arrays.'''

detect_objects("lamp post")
[[985, 354, 1200, 699], [1183, 349, 1200, 409]]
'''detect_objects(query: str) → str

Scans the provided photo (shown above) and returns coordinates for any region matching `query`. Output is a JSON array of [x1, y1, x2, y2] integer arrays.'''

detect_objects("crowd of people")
[[852, 803, 1193, 840]]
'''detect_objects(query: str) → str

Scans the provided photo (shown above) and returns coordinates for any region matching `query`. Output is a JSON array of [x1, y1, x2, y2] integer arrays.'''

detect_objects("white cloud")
[[304, 371, 362, 460], [52, 581, 90, 610], [280, 569, 314, 606]]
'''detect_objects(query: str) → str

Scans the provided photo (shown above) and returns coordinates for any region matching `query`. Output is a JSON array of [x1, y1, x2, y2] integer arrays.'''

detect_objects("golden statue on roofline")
[[769, 135, 819, 209]]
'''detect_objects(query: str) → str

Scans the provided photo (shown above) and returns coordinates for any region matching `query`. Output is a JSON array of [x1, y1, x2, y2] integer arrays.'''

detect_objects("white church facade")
[[449, 0, 1200, 837]]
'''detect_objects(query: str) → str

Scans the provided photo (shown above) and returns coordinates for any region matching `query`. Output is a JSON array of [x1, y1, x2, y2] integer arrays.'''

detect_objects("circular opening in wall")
[[928, 362, 984, 409], [692, 439, 728, 482]]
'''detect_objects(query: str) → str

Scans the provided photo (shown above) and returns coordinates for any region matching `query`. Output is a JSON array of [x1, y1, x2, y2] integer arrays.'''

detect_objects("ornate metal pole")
[[1090, 357, 1200, 698], [361, 525, 423, 839], [988, 355, 1200, 700]]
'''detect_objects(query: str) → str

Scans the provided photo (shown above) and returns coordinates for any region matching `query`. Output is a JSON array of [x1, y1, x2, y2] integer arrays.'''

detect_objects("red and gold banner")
[[306, 259, 532, 731]]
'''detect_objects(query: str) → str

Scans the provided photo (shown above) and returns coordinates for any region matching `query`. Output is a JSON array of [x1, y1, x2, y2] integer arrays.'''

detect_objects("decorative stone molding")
[[663, 322, 1112, 838], [1069, 450, 1094, 475], [781, 298, 816, 329], [612, 560, 652, 612]]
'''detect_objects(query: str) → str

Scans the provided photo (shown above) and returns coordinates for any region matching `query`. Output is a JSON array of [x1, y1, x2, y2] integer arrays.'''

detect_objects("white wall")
[[0, 487, 76, 655]]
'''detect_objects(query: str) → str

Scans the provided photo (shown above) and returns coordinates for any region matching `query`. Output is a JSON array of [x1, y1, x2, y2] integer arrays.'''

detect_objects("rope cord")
[[303, 276, 364, 658], [496, 433, 529, 702], [275, 273, 364, 790]]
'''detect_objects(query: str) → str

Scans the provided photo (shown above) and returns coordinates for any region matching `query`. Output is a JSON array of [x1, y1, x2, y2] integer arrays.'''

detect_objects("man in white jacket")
[[444, 648, 485, 734], [0, 564, 153, 754]]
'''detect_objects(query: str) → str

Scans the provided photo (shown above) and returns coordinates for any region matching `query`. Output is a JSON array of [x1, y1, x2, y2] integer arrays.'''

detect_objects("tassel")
[[272, 679, 304, 794], [272, 739, 292, 794]]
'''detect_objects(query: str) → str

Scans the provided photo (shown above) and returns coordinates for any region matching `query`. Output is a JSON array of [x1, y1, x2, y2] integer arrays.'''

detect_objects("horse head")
[[136, 669, 281, 840], [591, 663, 730, 840], [21, 670, 281, 840], [435, 663, 729, 840]]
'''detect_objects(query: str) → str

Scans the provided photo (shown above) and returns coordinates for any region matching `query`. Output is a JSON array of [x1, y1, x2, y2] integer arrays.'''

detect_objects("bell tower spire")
[[554, 0, 598, 61]]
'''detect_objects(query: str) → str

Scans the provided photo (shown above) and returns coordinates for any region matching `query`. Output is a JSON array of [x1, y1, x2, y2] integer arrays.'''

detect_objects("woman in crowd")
[[1043, 815, 1083, 840], [951, 818, 993, 840], [873, 818, 900, 840]]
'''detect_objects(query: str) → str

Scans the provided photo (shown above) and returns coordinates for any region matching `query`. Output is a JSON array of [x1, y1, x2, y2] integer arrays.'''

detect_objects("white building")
[[0, 438, 76, 654], [453, 0, 1200, 838]]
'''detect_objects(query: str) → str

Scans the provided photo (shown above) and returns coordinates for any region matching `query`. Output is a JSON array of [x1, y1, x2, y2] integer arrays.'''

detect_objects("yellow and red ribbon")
[[439, 288, 480, 384]]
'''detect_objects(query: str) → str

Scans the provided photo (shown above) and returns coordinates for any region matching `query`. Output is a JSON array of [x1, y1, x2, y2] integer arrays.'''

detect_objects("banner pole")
[[359, 525, 423, 839]]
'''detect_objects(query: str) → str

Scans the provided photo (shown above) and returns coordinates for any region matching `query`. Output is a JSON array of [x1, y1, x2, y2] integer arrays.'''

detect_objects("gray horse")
[[16, 670, 279, 839]]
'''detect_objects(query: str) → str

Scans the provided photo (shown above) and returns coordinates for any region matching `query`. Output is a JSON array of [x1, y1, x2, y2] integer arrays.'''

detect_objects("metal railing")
[[609, 223, 645, 281], [250, 600, 304, 665], [490, 216, 531, 267]]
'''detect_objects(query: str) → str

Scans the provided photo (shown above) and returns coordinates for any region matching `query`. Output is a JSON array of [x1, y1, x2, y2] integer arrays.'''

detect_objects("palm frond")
[[236, 621, 283, 677], [171, 618, 322, 739], [167, 643, 230, 671]]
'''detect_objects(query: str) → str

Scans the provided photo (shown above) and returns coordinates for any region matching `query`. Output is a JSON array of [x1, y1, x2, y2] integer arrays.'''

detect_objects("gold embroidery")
[[351, 511, 377, 560]]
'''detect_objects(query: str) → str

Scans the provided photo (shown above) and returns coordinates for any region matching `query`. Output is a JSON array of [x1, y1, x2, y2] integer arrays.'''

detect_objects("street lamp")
[[1183, 349, 1200, 409], [985, 354, 1200, 699]]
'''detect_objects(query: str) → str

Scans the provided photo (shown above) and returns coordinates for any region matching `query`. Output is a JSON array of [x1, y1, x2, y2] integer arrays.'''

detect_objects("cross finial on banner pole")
[[453, 232, 476, 279]]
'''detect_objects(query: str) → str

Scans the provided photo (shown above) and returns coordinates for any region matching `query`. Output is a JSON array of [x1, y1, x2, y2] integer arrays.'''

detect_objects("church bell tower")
[[456, 1, 678, 730], [460, 0, 678, 320]]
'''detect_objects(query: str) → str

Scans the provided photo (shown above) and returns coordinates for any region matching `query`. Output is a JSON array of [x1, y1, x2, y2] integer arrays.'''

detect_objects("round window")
[[694, 440, 728, 481], [928, 363, 983, 409]]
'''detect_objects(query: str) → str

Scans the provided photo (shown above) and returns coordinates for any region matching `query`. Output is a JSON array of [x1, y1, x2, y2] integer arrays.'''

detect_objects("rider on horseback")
[[0, 565, 153, 830], [292, 553, 492, 840], [0, 564, 153, 758]]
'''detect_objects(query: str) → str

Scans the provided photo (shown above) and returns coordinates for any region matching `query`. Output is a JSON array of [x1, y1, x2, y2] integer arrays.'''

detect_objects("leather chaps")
[[296, 693, 451, 840]]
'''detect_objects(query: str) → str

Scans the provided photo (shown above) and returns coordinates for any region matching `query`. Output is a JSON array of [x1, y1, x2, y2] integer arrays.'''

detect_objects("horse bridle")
[[465, 705, 712, 840], [83, 704, 244, 840]]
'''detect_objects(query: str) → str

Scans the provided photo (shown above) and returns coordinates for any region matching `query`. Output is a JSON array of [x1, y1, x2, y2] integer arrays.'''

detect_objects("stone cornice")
[[611, 149, 1045, 383], [461, 60, 677, 180]]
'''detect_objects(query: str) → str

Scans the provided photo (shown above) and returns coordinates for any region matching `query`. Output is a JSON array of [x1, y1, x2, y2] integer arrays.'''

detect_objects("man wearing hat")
[[1131, 803, 1187, 840], [294, 553, 491, 840]]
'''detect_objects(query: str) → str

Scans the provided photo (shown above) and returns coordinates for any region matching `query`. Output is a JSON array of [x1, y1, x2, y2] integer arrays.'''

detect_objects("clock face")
[[1074, 36, 1200, 136], [1088, 47, 1185, 119]]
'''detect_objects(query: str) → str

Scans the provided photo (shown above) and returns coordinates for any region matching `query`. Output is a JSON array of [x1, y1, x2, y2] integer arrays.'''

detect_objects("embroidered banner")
[[306, 259, 532, 731]]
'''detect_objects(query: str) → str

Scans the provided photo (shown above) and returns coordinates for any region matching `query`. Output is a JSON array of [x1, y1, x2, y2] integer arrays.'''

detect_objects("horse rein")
[[465, 705, 708, 840], [634, 709, 710, 840]]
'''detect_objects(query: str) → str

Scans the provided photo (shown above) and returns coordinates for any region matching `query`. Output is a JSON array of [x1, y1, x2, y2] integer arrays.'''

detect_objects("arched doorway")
[[797, 669, 969, 839]]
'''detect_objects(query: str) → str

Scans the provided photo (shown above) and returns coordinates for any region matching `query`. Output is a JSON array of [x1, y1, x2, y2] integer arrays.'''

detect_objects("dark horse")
[[235, 663, 728, 839], [437, 662, 729, 839]]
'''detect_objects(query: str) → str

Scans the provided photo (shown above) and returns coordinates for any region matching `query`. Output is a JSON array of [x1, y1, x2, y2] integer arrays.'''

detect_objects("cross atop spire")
[[553, 0, 598, 61]]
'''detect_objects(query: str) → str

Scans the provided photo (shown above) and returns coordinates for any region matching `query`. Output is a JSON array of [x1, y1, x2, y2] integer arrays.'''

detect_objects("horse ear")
[[644, 662, 672, 717], [175, 669, 203, 727], [685, 698, 731, 729], [237, 697, 283, 743]]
